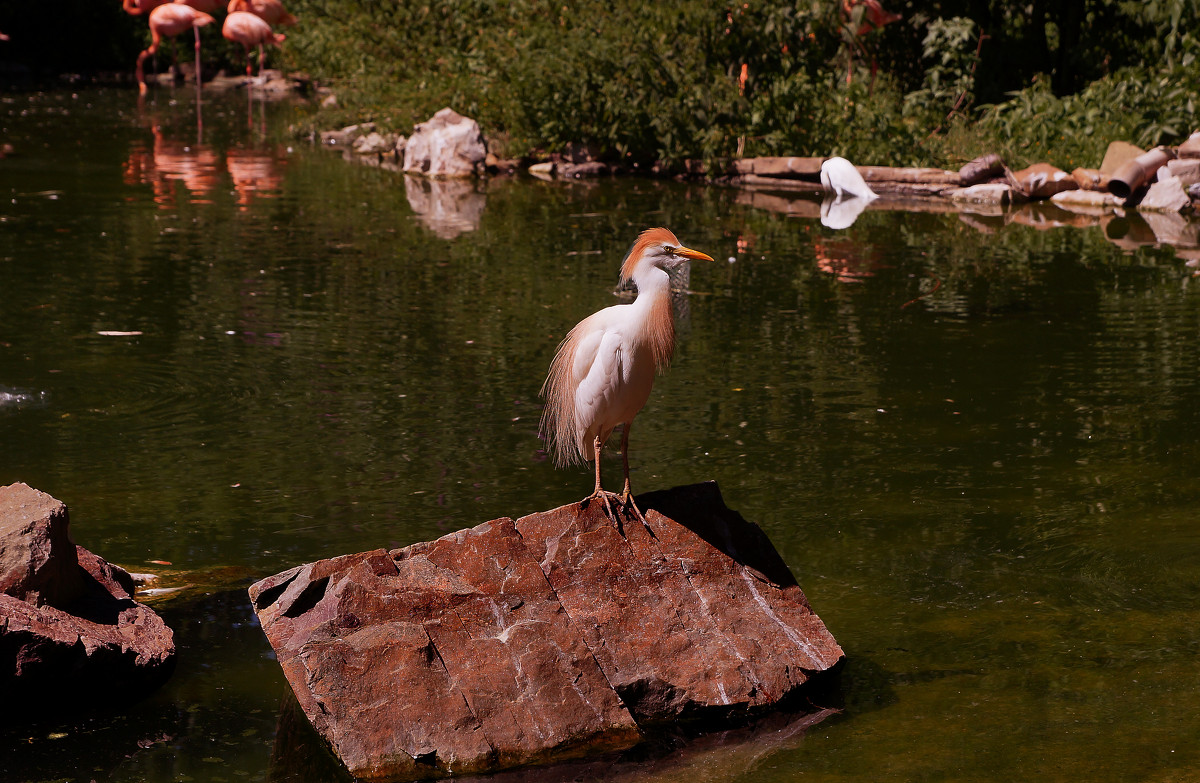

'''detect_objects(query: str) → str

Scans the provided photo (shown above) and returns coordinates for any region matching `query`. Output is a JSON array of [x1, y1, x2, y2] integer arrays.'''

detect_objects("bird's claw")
[[619, 492, 657, 538], [582, 490, 654, 538]]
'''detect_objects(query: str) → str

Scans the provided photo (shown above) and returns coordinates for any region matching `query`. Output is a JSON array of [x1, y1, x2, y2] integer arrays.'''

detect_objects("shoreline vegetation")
[[271, 0, 1200, 179], [2, 2, 1199, 184]]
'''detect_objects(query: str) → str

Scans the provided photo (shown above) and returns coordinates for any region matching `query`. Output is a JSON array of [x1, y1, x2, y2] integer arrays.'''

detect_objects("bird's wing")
[[541, 309, 609, 466], [573, 327, 622, 414]]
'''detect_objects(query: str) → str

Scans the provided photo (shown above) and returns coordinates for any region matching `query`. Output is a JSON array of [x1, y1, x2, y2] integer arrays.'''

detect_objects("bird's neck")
[[629, 265, 675, 371]]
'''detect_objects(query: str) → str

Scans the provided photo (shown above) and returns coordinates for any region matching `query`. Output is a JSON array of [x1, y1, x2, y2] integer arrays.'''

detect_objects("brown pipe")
[[1108, 146, 1176, 200]]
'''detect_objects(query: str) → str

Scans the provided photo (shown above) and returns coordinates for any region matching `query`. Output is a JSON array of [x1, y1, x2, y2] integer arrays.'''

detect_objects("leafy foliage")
[[98, 0, 1197, 171]]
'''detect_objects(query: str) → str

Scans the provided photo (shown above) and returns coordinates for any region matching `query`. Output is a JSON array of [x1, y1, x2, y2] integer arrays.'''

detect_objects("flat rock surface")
[[250, 482, 842, 782]]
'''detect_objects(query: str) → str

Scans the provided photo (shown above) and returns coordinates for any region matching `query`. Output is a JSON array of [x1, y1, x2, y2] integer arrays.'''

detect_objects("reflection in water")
[[227, 147, 286, 209], [0, 385, 48, 411], [122, 127, 218, 207], [123, 125, 286, 210], [267, 690, 838, 783], [820, 193, 872, 229], [745, 187, 1200, 267], [403, 175, 487, 239], [813, 237, 887, 282], [7, 90, 1200, 783]]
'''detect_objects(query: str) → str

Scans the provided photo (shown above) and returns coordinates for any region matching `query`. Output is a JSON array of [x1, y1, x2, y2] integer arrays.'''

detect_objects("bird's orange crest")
[[620, 227, 681, 283]]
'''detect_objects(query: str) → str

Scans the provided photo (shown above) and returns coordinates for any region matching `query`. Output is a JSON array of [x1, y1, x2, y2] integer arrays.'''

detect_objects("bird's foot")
[[581, 490, 656, 538], [618, 491, 656, 538], [581, 489, 620, 521]]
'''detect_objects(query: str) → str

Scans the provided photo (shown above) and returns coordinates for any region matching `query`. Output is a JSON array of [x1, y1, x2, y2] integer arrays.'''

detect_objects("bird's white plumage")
[[540, 228, 713, 520], [567, 307, 657, 461], [541, 228, 710, 471], [820, 156, 879, 201]]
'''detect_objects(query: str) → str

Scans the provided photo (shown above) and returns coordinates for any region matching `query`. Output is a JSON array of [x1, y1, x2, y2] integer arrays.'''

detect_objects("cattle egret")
[[541, 227, 713, 522]]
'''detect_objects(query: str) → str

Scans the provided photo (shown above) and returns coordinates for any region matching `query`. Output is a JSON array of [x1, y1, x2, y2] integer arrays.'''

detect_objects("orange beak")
[[674, 245, 714, 262]]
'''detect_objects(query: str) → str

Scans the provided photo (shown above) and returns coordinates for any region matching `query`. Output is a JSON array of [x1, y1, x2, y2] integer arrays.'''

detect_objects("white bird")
[[541, 227, 713, 522], [820, 156, 879, 201]]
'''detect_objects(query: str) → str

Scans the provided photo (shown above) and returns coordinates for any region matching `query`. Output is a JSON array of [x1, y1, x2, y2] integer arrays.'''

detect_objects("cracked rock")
[[249, 481, 842, 781]]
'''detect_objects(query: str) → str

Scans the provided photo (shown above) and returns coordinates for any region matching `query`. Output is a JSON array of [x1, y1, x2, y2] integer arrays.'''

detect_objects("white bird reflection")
[[819, 156, 878, 229], [820, 193, 874, 229]]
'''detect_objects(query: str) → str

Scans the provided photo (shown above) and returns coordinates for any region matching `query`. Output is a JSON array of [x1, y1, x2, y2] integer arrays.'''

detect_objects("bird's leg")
[[136, 48, 151, 94], [193, 26, 202, 88], [582, 435, 616, 520], [618, 422, 652, 533]]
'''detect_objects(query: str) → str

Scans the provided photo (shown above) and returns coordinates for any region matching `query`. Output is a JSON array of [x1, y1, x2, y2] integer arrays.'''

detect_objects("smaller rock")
[[958, 153, 1005, 186], [353, 132, 398, 156], [1071, 167, 1109, 191], [1138, 175, 1192, 213], [1165, 158, 1200, 187], [0, 483, 176, 717], [321, 93, 338, 109], [1176, 131, 1200, 159], [1, 484, 85, 607], [948, 183, 1013, 205], [527, 161, 556, 180], [558, 161, 609, 179], [403, 108, 487, 179], [1100, 141, 1146, 174], [1050, 189, 1123, 212], [1008, 163, 1077, 199]]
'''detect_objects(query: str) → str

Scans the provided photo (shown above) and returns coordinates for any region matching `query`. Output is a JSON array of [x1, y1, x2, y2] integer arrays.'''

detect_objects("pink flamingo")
[[226, 0, 297, 27], [136, 3, 215, 94], [122, 0, 169, 15], [222, 11, 286, 78]]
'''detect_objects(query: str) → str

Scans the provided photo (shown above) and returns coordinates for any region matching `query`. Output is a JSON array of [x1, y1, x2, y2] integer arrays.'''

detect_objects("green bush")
[[275, 0, 1200, 171]]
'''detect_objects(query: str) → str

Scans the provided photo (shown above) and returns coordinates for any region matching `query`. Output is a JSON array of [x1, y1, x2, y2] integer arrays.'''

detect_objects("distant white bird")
[[820, 157, 879, 201], [541, 227, 713, 522]]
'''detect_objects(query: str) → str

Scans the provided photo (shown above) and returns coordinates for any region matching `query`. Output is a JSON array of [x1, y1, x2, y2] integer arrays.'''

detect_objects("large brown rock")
[[516, 484, 842, 722], [250, 526, 641, 781], [250, 482, 842, 782], [0, 483, 175, 715]]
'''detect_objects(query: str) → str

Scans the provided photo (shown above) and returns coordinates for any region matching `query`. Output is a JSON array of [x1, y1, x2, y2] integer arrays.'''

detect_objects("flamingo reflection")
[[123, 126, 219, 207], [813, 238, 888, 283], [227, 148, 286, 209]]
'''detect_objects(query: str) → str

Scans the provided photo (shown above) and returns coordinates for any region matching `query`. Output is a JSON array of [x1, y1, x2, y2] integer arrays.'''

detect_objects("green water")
[[2, 88, 1199, 782]]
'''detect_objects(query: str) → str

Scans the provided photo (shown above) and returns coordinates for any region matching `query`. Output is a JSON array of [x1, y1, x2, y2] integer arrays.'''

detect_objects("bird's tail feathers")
[[540, 335, 587, 468]]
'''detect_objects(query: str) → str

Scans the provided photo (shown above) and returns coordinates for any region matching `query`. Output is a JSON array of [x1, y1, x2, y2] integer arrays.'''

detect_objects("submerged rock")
[[0, 483, 176, 717], [249, 482, 842, 782]]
